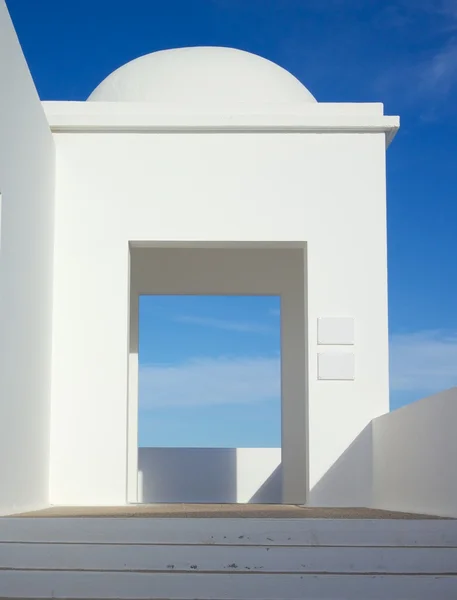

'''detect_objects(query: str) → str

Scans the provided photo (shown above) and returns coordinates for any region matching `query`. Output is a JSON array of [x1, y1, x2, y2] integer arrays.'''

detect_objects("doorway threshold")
[[12, 504, 444, 519]]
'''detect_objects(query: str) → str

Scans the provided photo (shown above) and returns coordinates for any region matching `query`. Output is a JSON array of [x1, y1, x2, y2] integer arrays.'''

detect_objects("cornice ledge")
[[45, 111, 400, 146]]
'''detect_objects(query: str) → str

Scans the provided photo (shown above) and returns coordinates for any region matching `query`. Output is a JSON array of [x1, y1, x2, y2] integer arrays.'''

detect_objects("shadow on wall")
[[138, 447, 282, 504], [249, 464, 282, 503], [372, 387, 457, 517], [139, 448, 237, 503], [308, 423, 373, 507], [306, 387, 457, 516]]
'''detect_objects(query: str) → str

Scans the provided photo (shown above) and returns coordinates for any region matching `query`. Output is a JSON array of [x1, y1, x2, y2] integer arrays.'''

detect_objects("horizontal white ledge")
[[42, 102, 399, 145], [1, 543, 456, 574], [43, 101, 388, 116], [130, 241, 306, 249], [1, 518, 456, 546], [2, 571, 457, 599], [42, 101, 384, 119]]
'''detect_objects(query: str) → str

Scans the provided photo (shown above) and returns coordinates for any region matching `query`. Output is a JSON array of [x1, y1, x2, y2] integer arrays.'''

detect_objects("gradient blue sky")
[[7, 0, 457, 446]]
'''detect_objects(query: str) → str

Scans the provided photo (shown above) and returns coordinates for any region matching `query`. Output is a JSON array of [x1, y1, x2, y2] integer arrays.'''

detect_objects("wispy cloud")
[[174, 315, 274, 334], [390, 330, 457, 394], [139, 356, 280, 408], [375, 1, 457, 111], [378, 0, 457, 30], [419, 37, 457, 95], [414, 0, 457, 26], [139, 329, 457, 409]]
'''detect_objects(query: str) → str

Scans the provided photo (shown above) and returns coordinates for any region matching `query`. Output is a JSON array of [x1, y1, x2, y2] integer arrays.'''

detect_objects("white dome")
[[87, 46, 316, 104]]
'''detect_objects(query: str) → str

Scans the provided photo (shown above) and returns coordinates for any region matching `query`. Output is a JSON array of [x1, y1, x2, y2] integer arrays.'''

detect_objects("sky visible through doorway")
[[138, 295, 282, 448]]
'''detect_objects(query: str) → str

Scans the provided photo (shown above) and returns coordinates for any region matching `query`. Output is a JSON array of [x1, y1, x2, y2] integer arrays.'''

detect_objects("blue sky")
[[7, 0, 457, 446], [138, 296, 281, 447]]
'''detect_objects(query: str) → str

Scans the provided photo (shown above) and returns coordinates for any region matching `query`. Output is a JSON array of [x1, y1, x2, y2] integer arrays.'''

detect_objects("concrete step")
[[1, 571, 457, 599], [1, 517, 457, 546], [0, 517, 456, 599], [1, 542, 456, 574]]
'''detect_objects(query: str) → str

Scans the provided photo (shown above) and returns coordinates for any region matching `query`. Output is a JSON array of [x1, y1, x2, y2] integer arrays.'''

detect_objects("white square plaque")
[[318, 317, 354, 345], [318, 352, 355, 380]]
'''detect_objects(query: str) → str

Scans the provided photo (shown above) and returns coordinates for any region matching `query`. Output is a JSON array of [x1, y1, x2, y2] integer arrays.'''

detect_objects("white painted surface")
[[317, 317, 354, 345], [88, 47, 317, 104], [137, 447, 281, 503], [308, 387, 457, 516], [48, 117, 391, 506], [2, 518, 457, 547], [317, 352, 355, 380], [373, 387, 457, 517], [0, 31, 397, 509], [308, 422, 373, 507], [236, 448, 282, 503], [2, 542, 457, 574], [45, 99, 390, 118], [4, 571, 457, 600], [127, 350, 138, 504], [43, 101, 399, 148], [1, 517, 456, 599], [0, 1, 55, 515]]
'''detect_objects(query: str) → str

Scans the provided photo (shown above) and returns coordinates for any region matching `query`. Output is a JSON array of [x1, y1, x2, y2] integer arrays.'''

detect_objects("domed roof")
[[87, 46, 316, 104]]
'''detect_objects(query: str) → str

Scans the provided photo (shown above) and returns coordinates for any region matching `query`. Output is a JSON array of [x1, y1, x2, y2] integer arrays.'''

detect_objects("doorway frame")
[[126, 242, 309, 505]]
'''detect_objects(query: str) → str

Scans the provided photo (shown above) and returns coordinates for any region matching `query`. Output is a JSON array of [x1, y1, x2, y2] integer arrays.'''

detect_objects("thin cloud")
[[375, 2, 457, 110], [174, 315, 274, 334], [415, 0, 457, 26], [375, 48, 457, 120], [390, 330, 457, 394], [419, 37, 457, 95], [377, 0, 457, 31], [382, 0, 457, 29], [139, 356, 280, 408], [139, 330, 457, 409]]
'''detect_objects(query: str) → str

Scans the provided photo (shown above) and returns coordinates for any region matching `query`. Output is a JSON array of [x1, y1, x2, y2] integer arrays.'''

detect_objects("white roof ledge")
[[42, 101, 400, 147]]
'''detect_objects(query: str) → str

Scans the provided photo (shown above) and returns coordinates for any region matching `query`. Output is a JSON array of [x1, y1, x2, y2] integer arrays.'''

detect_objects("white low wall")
[[372, 387, 457, 518], [308, 387, 457, 517], [138, 448, 281, 504]]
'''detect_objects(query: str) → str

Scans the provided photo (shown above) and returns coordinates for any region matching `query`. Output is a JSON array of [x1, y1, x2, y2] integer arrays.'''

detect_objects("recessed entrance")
[[137, 294, 281, 503], [127, 245, 308, 505]]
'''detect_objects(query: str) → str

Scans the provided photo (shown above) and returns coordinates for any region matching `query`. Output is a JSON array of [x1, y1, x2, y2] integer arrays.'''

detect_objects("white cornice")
[[42, 102, 400, 147]]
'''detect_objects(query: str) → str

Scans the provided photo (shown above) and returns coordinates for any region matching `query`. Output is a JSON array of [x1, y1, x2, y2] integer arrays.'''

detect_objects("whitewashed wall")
[[373, 387, 457, 517], [308, 387, 457, 517], [48, 120, 389, 506], [0, 2, 55, 515], [138, 448, 281, 504], [308, 422, 373, 507]]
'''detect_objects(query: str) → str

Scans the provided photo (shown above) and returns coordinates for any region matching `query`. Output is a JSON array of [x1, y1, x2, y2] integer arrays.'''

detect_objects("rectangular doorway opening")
[[136, 295, 282, 503]]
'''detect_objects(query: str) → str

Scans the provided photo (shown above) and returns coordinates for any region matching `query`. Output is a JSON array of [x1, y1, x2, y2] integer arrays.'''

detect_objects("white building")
[[1, 0, 457, 522]]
